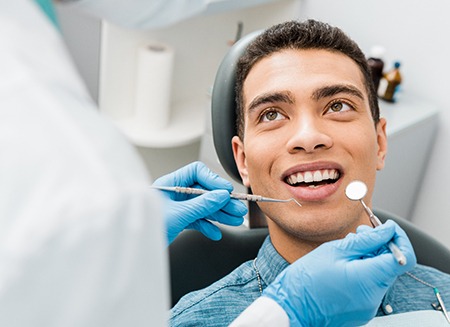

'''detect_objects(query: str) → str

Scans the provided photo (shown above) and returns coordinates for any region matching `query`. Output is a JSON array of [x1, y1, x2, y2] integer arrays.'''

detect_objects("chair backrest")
[[211, 30, 262, 184], [169, 226, 268, 307], [169, 208, 450, 307]]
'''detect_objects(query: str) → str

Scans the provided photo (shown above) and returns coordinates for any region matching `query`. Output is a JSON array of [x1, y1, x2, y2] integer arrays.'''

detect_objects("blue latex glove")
[[152, 161, 247, 245], [263, 220, 417, 327]]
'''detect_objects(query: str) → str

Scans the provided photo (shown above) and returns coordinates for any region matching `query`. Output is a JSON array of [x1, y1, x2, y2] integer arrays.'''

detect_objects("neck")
[[268, 224, 322, 263], [266, 215, 369, 264]]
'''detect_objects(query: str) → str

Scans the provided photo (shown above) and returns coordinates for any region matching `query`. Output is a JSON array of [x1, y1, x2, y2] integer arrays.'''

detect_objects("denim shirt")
[[170, 236, 450, 327]]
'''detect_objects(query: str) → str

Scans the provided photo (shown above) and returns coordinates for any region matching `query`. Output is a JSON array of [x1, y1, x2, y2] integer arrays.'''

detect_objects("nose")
[[286, 115, 333, 153]]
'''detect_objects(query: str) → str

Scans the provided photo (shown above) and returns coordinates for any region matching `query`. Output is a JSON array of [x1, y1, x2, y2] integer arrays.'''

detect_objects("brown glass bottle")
[[378, 62, 402, 102]]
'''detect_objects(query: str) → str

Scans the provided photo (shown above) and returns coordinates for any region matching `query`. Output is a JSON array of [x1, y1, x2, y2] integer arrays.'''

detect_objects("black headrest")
[[211, 30, 261, 183]]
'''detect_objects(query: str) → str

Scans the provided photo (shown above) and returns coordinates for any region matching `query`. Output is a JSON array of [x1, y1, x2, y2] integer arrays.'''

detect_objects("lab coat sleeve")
[[58, 0, 210, 29], [229, 297, 290, 327], [0, 1, 169, 326]]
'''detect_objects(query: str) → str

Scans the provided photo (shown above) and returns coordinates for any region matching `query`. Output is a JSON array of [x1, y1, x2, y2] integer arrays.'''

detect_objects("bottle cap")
[[369, 45, 386, 59]]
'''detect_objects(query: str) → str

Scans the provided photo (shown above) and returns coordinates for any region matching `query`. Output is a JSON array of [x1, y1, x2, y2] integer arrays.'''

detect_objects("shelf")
[[111, 101, 206, 148], [379, 94, 439, 136]]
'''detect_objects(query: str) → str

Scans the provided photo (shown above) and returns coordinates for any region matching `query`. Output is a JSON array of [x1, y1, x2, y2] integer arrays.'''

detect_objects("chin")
[[268, 212, 354, 243]]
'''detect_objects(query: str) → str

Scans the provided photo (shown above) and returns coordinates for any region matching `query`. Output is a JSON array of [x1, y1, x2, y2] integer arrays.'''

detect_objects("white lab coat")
[[0, 1, 168, 326], [0, 0, 288, 326], [230, 297, 290, 326]]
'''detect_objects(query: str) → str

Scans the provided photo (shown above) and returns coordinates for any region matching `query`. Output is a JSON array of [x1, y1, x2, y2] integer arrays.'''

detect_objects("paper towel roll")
[[134, 43, 174, 130]]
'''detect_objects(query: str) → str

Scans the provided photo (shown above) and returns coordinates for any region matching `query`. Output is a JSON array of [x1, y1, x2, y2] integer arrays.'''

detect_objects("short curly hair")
[[235, 19, 379, 139]]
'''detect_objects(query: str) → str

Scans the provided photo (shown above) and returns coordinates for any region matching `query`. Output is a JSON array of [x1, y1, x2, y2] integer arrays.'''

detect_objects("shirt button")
[[384, 304, 394, 314]]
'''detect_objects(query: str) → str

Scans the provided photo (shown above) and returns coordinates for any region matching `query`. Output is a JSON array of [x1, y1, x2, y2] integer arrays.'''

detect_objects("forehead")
[[243, 49, 367, 106]]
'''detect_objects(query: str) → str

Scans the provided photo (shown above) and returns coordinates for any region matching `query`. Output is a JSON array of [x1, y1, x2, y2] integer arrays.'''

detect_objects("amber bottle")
[[378, 62, 402, 102]]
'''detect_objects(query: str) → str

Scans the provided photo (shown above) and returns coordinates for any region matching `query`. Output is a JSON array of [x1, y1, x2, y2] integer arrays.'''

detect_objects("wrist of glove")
[[153, 161, 247, 245], [263, 220, 416, 327]]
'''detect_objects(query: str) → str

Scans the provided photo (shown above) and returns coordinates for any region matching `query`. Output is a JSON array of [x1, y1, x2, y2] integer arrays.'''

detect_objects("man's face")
[[232, 49, 387, 249]]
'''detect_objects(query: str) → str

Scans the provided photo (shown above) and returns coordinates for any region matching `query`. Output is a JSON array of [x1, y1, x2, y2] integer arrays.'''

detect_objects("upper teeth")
[[286, 169, 339, 185]]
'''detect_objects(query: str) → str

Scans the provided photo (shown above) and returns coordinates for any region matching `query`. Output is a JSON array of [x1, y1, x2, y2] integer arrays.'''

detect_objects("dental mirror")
[[345, 180, 368, 201], [345, 180, 407, 266]]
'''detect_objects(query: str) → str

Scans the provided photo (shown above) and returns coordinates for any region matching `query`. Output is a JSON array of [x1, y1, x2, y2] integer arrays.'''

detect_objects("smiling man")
[[170, 20, 450, 326], [233, 49, 386, 262]]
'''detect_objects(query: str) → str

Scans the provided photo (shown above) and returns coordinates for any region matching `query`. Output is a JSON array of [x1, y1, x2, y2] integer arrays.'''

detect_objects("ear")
[[231, 136, 250, 187], [375, 118, 388, 170]]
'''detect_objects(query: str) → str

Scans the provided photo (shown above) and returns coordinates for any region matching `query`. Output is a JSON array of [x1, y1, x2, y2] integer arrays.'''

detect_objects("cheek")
[[244, 138, 278, 183], [348, 131, 380, 168], [244, 143, 266, 174]]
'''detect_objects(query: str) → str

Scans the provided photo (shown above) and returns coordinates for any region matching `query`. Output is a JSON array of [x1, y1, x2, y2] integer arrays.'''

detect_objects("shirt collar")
[[256, 236, 289, 287]]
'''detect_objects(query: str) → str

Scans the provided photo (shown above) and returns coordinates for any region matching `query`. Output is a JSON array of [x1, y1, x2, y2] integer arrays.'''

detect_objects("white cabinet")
[[373, 95, 439, 219]]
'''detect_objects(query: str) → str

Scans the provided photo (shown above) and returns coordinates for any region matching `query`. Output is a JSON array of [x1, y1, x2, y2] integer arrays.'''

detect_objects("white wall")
[[299, 0, 450, 249], [55, 4, 101, 102]]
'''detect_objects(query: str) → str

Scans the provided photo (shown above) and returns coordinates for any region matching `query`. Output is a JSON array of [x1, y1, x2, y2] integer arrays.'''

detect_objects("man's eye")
[[327, 101, 353, 113], [260, 109, 286, 122]]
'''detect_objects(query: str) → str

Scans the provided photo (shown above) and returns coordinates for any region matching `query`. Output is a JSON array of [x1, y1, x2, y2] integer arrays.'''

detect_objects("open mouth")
[[285, 169, 341, 188]]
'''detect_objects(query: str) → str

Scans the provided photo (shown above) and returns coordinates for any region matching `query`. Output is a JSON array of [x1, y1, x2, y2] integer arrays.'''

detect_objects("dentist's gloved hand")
[[153, 161, 247, 245], [263, 220, 416, 327]]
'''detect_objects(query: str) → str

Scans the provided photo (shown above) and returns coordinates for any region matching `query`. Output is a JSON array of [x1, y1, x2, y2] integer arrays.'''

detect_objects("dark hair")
[[235, 19, 379, 138]]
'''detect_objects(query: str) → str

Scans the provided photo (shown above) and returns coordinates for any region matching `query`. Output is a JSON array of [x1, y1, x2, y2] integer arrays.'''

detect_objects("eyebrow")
[[311, 84, 365, 101], [247, 91, 295, 113]]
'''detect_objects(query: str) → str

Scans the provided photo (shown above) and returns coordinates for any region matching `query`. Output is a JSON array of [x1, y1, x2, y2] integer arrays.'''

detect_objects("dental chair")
[[169, 31, 450, 307]]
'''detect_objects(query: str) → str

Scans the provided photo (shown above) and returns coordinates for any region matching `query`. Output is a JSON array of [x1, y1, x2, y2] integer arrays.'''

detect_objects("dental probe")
[[151, 186, 302, 207], [434, 288, 450, 323], [345, 180, 407, 266]]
